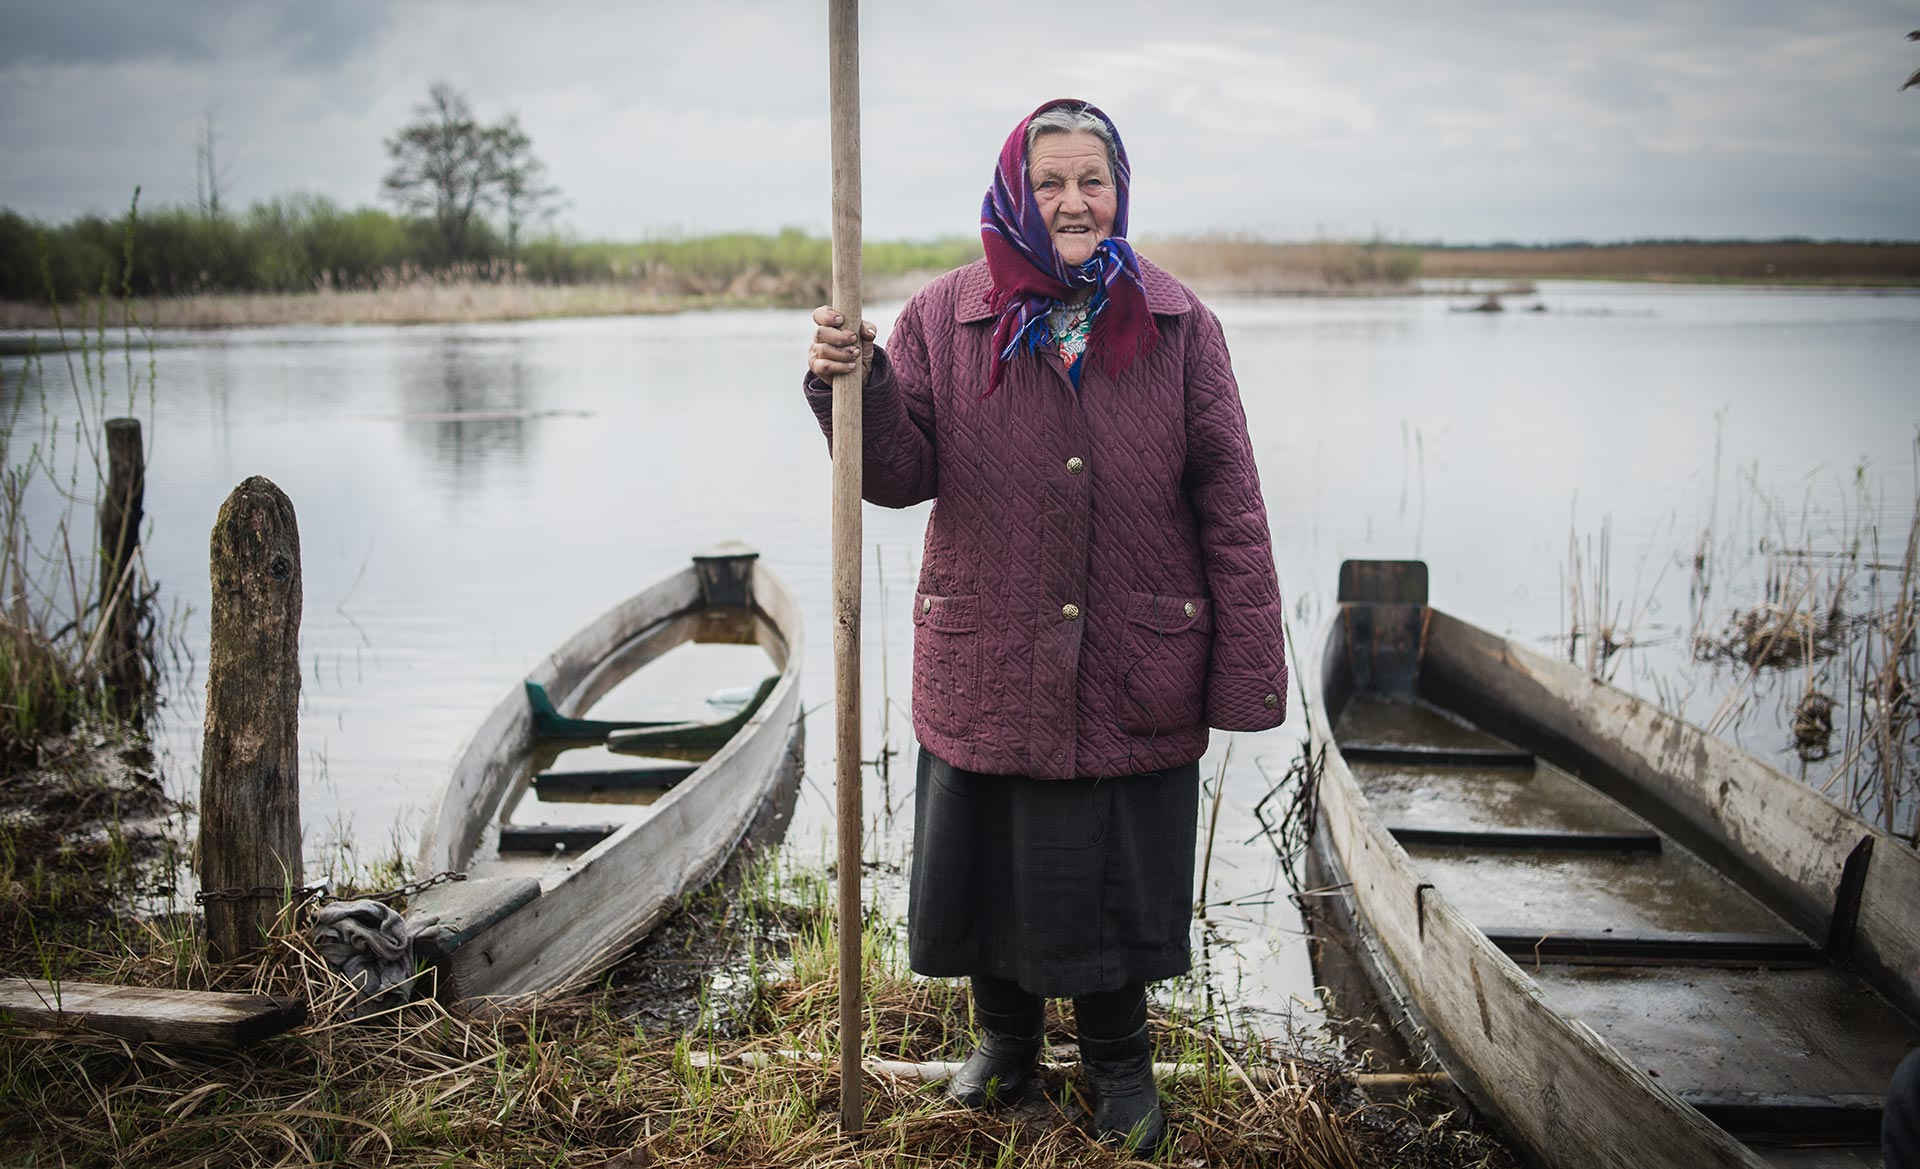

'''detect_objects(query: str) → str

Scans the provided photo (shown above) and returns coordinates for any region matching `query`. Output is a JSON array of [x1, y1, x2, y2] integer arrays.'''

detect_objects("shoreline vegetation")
[[0, 769, 1519, 1169], [4, 197, 1917, 330]]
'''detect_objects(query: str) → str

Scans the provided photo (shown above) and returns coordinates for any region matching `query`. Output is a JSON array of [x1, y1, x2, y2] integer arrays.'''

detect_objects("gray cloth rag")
[[311, 899, 415, 1003]]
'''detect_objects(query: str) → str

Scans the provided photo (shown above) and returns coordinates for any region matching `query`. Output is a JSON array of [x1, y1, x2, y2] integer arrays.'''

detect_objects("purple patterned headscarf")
[[980, 98, 1158, 396]]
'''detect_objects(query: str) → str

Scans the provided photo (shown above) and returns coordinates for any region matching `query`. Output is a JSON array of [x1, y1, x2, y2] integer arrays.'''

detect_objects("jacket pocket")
[[1117, 591, 1212, 736], [913, 592, 982, 737]]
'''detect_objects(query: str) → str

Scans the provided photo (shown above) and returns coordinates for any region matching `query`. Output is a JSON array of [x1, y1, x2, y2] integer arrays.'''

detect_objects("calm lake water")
[[5, 280, 1917, 1034]]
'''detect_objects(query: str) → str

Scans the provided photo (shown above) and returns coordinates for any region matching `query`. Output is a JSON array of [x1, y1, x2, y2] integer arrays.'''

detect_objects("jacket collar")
[[953, 254, 1191, 324]]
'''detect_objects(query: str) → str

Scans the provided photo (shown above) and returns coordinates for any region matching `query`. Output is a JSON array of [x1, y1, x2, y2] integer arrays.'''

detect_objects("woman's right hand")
[[808, 306, 876, 381]]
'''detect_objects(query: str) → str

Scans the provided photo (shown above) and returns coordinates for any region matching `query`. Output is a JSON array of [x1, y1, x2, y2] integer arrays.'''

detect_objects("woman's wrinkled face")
[[1028, 129, 1116, 268]]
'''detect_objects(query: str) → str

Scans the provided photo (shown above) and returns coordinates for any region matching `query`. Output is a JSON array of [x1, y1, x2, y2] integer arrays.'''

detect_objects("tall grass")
[[0, 195, 160, 766], [1570, 436, 1920, 840]]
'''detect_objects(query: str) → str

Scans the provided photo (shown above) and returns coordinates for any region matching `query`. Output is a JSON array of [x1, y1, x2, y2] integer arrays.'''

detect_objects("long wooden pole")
[[827, 0, 865, 1136]]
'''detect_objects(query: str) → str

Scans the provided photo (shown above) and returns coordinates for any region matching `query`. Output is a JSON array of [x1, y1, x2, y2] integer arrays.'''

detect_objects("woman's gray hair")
[[1025, 104, 1117, 173]]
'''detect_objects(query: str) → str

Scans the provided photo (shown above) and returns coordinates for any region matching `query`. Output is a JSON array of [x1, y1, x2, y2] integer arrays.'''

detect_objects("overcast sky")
[[3, 0, 1917, 242]]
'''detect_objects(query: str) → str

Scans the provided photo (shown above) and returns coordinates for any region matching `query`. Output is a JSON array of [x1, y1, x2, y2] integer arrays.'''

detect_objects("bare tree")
[[382, 83, 498, 261], [195, 109, 232, 220], [487, 115, 565, 263], [1905, 30, 1919, 91]]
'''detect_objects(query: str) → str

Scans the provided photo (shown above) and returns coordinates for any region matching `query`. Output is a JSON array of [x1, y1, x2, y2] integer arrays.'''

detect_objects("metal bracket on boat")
[[693, 542, 759, 609], [1824, 835, 1874, 963]]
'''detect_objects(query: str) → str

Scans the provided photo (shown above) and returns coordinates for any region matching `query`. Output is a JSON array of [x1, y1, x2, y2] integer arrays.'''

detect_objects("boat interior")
[[1320, 561, 1917, 1167], [470, 604, 787, 882]]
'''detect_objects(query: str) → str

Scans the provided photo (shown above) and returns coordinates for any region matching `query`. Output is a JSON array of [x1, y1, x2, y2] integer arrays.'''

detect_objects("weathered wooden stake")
[[200, 476, 303, 962], [827, 0, 866, 1135], [97, 418, 144, 710]]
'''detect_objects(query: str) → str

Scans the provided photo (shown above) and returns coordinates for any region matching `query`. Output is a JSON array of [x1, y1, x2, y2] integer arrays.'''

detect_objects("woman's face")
[[1028, 129, 1116, 268]]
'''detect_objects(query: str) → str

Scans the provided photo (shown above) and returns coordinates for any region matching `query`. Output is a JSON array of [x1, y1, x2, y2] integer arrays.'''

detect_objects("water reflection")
[[396, 336, 536, 488]]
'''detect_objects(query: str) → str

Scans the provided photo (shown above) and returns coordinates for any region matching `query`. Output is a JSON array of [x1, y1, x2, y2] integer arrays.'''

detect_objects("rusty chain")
[[191, 870, 466, 908]]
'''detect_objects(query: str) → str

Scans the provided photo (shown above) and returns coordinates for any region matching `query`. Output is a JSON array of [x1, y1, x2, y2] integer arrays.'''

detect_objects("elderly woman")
[[803, 98, 1287, 1148]]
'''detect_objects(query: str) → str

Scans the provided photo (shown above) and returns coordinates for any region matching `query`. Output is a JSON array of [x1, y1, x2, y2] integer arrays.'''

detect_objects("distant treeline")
[[8, 199, 1915, 305], [0, 198, 981, 303], [1420, 240, 1920, 284], [1420, 236, 1920, 251]]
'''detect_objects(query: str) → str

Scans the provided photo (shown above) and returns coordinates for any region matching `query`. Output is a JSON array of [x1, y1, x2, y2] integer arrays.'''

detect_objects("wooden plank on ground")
[[0, 977, 305, 1048]]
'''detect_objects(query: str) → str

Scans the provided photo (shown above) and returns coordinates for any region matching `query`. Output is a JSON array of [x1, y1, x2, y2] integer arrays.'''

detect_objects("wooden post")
[[827, 0, 866, 1135], [97, 418, 144, 710], [199, 476, 303, 962]]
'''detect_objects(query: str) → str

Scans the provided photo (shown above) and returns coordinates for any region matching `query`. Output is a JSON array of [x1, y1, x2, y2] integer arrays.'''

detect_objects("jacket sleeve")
[[1182, 305, 1289, 730], [801, 298, 938, 509]]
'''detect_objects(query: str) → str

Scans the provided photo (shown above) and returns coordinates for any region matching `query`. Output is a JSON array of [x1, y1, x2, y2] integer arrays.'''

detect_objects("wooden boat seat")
[[532, 764, 699, 802], [525, 673, 778, 746], [1344, 742, 1534, 767], [1483, 927, 1821, 967], [605, 675, 780, 754], [497, 823, 616, 854], [1389, 825, 1661, 852]]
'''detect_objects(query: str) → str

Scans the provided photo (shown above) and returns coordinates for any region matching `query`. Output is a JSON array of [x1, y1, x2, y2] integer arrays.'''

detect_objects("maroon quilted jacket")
[[804, 256, 1287, 780]]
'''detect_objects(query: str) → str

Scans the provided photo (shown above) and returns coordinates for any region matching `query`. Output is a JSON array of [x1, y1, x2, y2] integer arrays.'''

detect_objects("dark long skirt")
[[906, 747, 1201, 998]]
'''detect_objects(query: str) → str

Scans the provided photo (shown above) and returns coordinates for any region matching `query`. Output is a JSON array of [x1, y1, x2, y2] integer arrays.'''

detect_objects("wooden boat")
[[1307, 559, 1919, 1169], [406, 544, 805, 1002]]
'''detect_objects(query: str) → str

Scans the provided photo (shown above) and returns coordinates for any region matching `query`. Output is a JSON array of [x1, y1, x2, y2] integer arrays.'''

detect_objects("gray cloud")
[[0, 0, 388, 70], [1, 0, 1915, 241]]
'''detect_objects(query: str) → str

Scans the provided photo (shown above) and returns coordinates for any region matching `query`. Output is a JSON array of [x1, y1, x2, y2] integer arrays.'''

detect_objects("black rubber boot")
[[1076, 986, 1165, 1151], [948, 977, 1042, 1108]]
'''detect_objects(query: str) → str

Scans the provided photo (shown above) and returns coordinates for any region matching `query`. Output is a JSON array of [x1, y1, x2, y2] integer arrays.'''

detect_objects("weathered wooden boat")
[[1307, 559, 1919, 1169], [406, 544, 805, 1002]]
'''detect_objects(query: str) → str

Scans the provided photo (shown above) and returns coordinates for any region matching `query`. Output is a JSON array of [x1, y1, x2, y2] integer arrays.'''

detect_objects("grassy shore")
[[0, 793, 1518, 1169], [0, 237, 1430, 330]]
